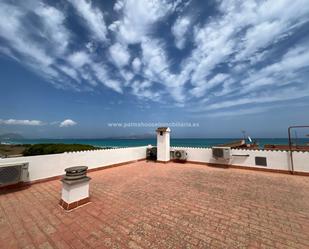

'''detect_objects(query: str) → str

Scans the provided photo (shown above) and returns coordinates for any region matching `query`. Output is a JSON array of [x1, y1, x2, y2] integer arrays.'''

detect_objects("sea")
[[2, 138, 309, 148]]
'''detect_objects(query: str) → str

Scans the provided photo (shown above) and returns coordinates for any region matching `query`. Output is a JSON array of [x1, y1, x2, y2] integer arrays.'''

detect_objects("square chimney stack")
[[156, 127, 171, 163]]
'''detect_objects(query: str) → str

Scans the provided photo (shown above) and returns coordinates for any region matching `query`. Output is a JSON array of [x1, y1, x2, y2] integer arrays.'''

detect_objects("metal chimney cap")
[[63, 166, 88, 181], [65, 166, 88, 173]]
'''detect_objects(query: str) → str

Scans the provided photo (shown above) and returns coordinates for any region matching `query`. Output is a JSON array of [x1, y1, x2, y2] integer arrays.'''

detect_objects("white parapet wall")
[[0, 146, 147, 182], [172, 147, 309, 173], [1, 146, 308, 183]]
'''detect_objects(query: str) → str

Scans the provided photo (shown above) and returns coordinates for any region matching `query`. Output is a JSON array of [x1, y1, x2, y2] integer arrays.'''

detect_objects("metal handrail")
[[288, 126, 309, 174]]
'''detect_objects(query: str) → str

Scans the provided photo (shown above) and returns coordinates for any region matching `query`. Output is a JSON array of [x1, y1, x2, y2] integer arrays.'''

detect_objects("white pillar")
[[156, 127, 171, 162]]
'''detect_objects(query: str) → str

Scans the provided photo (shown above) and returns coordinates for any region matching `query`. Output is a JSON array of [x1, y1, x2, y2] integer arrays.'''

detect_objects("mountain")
[[0, 133, 24, 141]]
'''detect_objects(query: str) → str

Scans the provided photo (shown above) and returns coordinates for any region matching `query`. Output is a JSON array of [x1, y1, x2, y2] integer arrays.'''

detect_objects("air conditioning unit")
[[0, 163, 29, 186], [173, 150, 188, 161], [212, 147, 231, 160], [146, 147, 157, 161]]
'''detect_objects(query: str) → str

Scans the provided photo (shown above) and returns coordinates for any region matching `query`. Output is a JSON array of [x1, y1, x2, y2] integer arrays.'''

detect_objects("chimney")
[[156, 127, 171, 163], [59, 166, 91, 211]]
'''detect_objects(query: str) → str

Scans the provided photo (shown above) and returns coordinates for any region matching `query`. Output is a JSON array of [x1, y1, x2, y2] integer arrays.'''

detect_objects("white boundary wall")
[[0, 147, 147, 181], [172, 147, 309, 173], [1, 146, 308, 183]]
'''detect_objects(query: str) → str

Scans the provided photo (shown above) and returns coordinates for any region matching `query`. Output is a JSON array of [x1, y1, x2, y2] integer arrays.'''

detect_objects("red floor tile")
[[0, 161, 309, 249]]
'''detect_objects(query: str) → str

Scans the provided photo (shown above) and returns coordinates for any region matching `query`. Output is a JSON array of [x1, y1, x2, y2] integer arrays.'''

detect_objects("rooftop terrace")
[[1, 161, 309, 249]]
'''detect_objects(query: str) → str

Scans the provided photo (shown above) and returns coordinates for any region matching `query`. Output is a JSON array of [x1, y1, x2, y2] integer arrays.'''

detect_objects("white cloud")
[[0, 0, 188, 103], [238, 44, 309, 95], [139, 38, 186, 102], [131, 80, 160, 101], [66, 50, 124, 91], [69, 0, 107, 41], [174, 0, 309, 111], [188, 21, 235, 84], [105, 79, 123, 93], [1, 0, 309, 110], [91, 63, 123, 93], [188, 38, 309, 114], [0, 46, 19, 62], [235, 21, 285, 61], [67, 51, 90, 68], [110, 0, 176, 44], [34, 3, 70, 54], [204, 87, 309, 111], [0, 119, 44, 126], [0, 3, 54, 67], [59, 119, 77, 127], [85, 41, 96, 53], [0, 1, 73, 87], [171, 16, 191, 49], [119, 69, 134, 84], [190, 74, 229, 98], [109, 43, 130, 68], [141, 39, 169, 77], [114, 0, 124, 11], [132, 57, 142, 72], [58, 65, 79, 82]]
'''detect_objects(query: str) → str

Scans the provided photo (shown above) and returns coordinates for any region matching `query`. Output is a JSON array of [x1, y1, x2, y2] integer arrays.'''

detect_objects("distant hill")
[[0, 133, 24, 141]]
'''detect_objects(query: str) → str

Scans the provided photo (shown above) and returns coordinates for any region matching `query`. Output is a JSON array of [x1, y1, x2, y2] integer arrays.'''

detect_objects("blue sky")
[[0, 0, 309, 138]]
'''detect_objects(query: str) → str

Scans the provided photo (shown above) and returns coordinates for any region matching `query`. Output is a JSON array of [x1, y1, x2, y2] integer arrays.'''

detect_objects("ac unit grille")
[[0, 166, 22, 185], [212, 147, 231, 159], [213, 148, 224, 158], [175, 151, 182, 158], [173, 150, 187, 160]]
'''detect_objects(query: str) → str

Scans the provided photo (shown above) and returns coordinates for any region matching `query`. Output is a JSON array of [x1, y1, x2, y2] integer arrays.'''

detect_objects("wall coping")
[[0, 146, 148, 160], [171, 146, 309, 153]]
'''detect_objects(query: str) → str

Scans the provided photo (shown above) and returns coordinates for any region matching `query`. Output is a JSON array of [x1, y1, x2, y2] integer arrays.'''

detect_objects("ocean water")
[[4, 138, 309, 148]]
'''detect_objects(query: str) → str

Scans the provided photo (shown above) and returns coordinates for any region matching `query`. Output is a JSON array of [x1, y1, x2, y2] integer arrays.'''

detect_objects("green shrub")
[[23, 144, 100, 156]]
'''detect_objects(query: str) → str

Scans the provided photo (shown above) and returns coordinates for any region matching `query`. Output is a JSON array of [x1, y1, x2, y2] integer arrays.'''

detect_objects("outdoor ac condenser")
[[173, 150, 188, 161], [146, 147, 157, 161], [212, 147, 231, 160], [0, 163, 29, 186]]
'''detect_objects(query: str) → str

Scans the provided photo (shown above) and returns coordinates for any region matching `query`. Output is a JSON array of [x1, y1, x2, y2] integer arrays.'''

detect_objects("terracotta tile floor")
[[0, 161, 309, 249]]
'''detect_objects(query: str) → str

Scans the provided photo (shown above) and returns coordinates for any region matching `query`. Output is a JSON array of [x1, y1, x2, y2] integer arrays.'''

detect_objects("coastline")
[[2, 138, 309, 148]]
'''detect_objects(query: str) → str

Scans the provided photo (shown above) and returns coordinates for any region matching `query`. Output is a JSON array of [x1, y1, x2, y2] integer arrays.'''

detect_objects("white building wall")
[[0, 146, 147, 182], [172, 147, 309, 173]]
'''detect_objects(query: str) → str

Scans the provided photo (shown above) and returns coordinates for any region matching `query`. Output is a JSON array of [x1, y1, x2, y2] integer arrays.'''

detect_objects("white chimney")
[[156, 127, 171, 162]]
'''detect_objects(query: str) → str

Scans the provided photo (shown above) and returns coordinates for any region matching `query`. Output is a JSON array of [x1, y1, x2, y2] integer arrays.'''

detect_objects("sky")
[[0, 0, 309, 139]]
